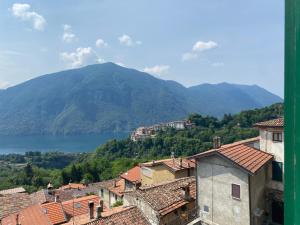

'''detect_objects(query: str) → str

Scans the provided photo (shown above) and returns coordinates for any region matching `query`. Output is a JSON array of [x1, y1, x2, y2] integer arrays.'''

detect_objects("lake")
[[0, 132, 129, 154]]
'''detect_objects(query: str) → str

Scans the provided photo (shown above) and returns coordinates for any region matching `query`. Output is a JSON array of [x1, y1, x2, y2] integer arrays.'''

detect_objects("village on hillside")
[[0, 118, 284, 225]]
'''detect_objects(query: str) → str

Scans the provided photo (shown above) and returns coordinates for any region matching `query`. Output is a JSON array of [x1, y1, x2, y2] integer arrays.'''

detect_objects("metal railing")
[[165, 207, 200, 225]]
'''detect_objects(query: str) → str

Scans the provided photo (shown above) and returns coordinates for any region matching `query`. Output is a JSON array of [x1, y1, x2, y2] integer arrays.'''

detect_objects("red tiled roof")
[[192, 139, 273, 175], [254, 118, 284, 128], [62, 195, 100, 218], [140, 158, 195, 172], [0, 193, 34, 219], [94, 178, 125, 197], [1, 204, 52, 225], [120, 166, 141, 184], [41, 202, 67, 224], [125, 177, 195, 216], [82, 206, 150, 225]]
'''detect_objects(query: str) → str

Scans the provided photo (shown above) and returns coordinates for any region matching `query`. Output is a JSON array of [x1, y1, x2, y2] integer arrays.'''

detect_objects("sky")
[[0, 0, 284, 97]]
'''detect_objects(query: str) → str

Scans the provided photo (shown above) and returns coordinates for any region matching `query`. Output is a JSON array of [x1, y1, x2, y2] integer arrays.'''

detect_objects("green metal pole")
[[285, 0, 300, 224]]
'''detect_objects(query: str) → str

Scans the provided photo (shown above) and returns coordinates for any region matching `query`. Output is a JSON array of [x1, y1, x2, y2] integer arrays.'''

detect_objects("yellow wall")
[[141, 165, 193, 186]]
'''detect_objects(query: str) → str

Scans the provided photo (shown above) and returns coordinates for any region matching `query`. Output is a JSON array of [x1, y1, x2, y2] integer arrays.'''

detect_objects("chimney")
[[213, 136, 221, 149], [88, 201, 95, 220], [16, 214, 20, 225], [181, 186, 191, 201], [96, 200, 104, 219], [180, 158, 183, 168], [54, 195, 59, 202], [114, 180, 117, 187]]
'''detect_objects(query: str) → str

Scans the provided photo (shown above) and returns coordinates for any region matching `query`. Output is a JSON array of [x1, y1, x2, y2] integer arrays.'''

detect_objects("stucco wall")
[[124, 193, 159, 225], [250, 167, 268, 225], [197, 156, 250, 225], [259, 128, 284, 162], [141, 165, 176, 186]]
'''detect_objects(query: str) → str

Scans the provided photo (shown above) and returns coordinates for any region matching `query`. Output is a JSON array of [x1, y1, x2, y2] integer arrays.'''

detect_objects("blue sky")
[[0, 0, 284, 97]]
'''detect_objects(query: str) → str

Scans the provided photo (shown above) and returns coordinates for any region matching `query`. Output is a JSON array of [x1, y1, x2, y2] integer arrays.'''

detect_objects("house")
[[123, 177, 197, 225], [93, 178, 125, 208], [120, 166, 141, 191], [140, 158, 195, 186], [254, 118, 284, 224], [59, 183, 86, 190], [191, 137, 273, 225]]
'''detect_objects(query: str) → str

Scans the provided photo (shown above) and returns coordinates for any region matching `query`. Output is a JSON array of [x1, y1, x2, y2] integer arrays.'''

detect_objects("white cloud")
[[192, 41, 218, 52], [118, 34, 141, 46], [11, 3, 46, 31], [95, 38, 108, 48], [60, 47, 96, 68], [143, 65, 170, 75], [62, 24, 76, 43], [0, 81, 10, 89], [182, 40, 218, 62], [182, 52, 198, 61]]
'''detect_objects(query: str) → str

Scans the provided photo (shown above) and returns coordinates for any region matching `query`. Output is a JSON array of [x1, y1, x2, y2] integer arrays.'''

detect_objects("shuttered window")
[[231, 184, 240, 199], [273, 132, 283, 142]]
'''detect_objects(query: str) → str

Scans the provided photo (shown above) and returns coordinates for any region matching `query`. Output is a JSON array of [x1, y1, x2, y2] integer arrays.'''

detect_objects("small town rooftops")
[[140, 158, 195, 172], [60, 183, 86, 190], [1, 204, 52, 225], [93, 178, 125, 197], [191, 138, 273, 175], [41, 202, 67, 224], [120, 166, 141, 184], [0, 187, 26, 196], [62, 195, 100, 218], [82, 206, 150, 225], [254, 117, 284, 128], [125, 177, 195, 216]]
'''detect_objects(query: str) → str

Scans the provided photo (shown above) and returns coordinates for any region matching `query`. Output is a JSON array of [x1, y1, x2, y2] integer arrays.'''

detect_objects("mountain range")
[[0, 63, 282, 135]]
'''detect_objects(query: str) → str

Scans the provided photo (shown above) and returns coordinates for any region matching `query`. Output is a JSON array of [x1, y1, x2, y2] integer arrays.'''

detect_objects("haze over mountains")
[[0, 63, 282, 135]]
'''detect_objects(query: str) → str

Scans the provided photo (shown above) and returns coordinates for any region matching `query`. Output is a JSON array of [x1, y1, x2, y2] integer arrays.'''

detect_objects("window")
[[203, 205, 209, 213], [100, 189, 104, 197], [231, 184, 241, 199], [272, 161, 283, 182], [272, 132, 283, 142], [141, 167, 153, 178]]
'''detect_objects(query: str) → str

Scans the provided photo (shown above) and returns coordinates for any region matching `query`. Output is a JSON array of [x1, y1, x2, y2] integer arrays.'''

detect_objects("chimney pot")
[[182, 186, 191, 201], [96, 201, 104, 219], [213, 136, 221, 149], [180, 158, 183, 168], [88, 201, 95, 220]]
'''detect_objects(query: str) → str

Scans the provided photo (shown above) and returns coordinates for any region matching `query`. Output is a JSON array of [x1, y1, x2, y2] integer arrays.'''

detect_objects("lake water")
[[0, 132, 129, 154]]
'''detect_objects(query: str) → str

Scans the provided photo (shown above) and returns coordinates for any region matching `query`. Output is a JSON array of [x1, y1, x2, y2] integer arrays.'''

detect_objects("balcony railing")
[[166, 207, 200, 225]]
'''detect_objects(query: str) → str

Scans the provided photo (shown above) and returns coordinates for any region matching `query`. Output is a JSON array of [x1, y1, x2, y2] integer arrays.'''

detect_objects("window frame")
[[231, 183, 241, 200], [272, 132, 283, 142]]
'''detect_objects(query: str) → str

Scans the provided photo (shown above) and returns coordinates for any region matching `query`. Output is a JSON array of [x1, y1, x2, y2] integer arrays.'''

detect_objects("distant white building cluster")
[[130, 120, 195, 141]]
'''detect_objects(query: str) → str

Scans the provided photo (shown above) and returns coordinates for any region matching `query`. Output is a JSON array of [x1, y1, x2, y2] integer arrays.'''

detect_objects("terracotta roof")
[[140, 158, 195, 172], [0, 187, 26, 196], [82, 206, 150, 225], [62, 195, 100, 218], [41, 202, 67, 224], [60, 183, 86, 190], [1, 204, 52, 225], [125, 177, 196, 216], [94, 178, 125, 197], [254, 118, 284, 128], [0, 193, 34, 219], [120, 166, 141, 184], [192, 139, 273, 175]]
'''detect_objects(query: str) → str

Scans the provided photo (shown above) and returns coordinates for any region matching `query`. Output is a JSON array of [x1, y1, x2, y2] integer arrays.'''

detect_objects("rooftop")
[[0, 193, 34, 219], [0, 187, 26, 196], [1, 204, 52, 225], [140, 158, 195, 172], [60, 183, 87, 190], [254, 117, 284, 128], [41, 202, 67, 224], [93, 178, 125, 197], [120, 166, 141, 184], [62, 195, 100, 218], [191, 138, 273, 175], [125, 177, 196, 216], [82, 206, 150, 225]]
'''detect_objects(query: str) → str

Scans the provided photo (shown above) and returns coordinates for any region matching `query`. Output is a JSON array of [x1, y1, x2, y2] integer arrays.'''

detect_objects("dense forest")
[[0, 103, 283, 192]]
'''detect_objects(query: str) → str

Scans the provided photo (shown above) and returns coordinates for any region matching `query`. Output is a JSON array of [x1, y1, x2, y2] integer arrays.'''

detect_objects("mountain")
[[0, 63, 282, 135]]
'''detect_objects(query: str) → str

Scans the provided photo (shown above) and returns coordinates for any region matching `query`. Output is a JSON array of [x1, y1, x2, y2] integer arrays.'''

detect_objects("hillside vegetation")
[[0, 103, 283, 192]]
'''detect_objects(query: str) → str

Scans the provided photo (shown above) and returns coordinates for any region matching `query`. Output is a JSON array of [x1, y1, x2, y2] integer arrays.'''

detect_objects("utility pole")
[[285, 0, 300, 224]]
